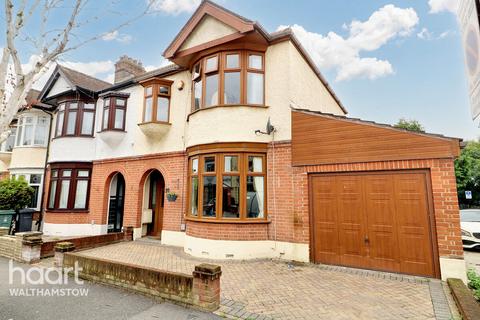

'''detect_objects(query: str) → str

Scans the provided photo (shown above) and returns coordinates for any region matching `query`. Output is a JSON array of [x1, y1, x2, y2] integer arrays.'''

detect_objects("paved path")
[[70, 240, 459, 320], [0, 256, 221, 320]]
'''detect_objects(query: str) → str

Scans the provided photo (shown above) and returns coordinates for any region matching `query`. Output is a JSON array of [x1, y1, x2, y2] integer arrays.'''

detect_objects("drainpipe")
[[37, 108, 53, 231]]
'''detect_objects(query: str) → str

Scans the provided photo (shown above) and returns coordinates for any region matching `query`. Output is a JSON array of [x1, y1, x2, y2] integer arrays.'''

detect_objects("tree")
[[393, 118, 425, 132], [455, 140, 480, 207], [0, 0, 154, 143], [0, 176, 34, 210]]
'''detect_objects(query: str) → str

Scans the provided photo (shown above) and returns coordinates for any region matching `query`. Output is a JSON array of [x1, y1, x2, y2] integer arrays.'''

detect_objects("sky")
[[6, 0, 478, 140]]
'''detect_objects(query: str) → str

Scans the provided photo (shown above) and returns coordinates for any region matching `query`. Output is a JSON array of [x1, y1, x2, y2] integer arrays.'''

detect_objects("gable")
[[46, 76, 72, 98], [179, 15, 238, 51], [291, 111, 460, 166]]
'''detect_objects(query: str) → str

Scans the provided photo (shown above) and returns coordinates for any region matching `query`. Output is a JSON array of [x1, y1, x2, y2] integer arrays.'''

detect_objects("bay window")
[[101, 94, 129, 131], [15, 115, 49, 147], [55, 101, 96, 137], [141, 79, 172, 123], [187, 151, 267, 221], [48, 163, 92, 211], [0, 126, 16, 152], [10, 173, 43, 210], [191, 51, 265, 111]]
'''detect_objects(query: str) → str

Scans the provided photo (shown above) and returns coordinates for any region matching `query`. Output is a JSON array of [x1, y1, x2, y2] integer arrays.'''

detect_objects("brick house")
[[35, 1, 464, 280]]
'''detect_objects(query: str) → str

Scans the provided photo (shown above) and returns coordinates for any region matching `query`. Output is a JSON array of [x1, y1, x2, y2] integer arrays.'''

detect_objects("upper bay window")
[[141, 79, 173, 124], [55, 101, 95, 137], [192, 51, 265, 111], [47, 163, 92, 211], [188, 149, 267, 221], [15, 115, 49, 147], [0, 126, 16, 151], [101, 94, 129, 131]]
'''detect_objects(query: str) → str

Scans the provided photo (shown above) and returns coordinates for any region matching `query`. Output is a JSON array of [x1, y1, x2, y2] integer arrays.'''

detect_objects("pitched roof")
[[292, 108, 461, 142], [58, 65, 111, 92]]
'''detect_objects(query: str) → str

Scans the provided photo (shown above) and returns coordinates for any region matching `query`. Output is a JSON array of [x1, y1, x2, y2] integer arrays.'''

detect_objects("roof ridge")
[[58, 64, 111, 86]]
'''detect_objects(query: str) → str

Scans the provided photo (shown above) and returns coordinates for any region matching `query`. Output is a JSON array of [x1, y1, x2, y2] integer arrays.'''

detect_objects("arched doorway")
[[107, 173, 125, 233], [142, 170, 165, 238]]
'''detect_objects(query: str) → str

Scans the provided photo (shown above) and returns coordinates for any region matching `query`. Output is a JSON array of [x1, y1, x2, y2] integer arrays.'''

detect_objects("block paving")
[[57, 239, 460, 320]]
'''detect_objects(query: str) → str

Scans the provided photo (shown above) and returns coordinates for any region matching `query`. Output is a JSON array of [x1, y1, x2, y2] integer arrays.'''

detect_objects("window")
[[48, 163, 92, 211], [191, 51, 265, 110], [187, 152, 266, 221], [14, 115, 49, 147], [10, 173, 43, 210], [0, 126, 16, 152], [141, 80, 172, 123], [101, 95, 128, 131], [55, 101, 95, 137]]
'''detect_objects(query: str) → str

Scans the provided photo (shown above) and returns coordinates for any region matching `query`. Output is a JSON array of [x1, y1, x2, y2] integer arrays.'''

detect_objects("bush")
[[0, 177, 34, 211], [467, 268, 480, 300]]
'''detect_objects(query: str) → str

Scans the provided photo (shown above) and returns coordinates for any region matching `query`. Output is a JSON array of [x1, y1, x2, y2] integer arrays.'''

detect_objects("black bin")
[[16, 209, 35, 232]]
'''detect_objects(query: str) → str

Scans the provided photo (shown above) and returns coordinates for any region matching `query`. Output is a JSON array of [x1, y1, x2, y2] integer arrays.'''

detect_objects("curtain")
[[253, 157, 264, 218]]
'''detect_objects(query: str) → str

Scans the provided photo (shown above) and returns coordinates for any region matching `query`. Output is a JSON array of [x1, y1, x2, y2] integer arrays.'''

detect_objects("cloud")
[[101, 30, 133, 44], [279, 4, 419, 81], [149, 0, 201, 15], [428, 0, 459, 14], [417, 28, 433, 40]]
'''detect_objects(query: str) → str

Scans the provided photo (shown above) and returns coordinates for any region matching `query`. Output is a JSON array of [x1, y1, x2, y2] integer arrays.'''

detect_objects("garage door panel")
[[311, 171, 435, 277]]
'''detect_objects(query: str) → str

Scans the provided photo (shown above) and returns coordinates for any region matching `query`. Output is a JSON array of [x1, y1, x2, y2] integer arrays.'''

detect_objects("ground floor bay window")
[[187, 143, 267, 221], [47, 162, 92, 211]]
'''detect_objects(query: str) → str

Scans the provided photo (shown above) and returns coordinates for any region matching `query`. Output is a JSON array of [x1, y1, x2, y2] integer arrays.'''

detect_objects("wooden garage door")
[[310, 171, 436, 277]]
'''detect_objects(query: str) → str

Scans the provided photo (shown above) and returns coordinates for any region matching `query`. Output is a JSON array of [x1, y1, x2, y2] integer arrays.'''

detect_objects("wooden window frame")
[[191, 50, 265, 112], [140, 79, 173, 124], [187, 151, 267, 222], [55, 100, 96, 138], [47, 162, 92, 212], [101, 96, 128, 131]]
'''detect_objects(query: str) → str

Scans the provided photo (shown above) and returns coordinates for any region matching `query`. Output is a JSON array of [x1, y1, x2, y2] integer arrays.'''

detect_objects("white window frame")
[[15, 114, 49, 148], [10, 172, 43, 210], [0, 126, 16, 152]]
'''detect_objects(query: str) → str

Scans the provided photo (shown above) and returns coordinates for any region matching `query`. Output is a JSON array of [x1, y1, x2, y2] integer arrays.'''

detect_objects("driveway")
[[66, 240, 459, 320], [464, 249, 480, 274], [0, 256, 221, 320]]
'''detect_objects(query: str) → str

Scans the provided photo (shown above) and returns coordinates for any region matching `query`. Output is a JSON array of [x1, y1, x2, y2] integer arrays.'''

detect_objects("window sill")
[[97, 130, 127, 145], [187, 104, 269, 121], [52, 136, 94, 140], [138, 122, 171, 138], [12, 145, 47, 149], [185, 216, 270, 224], [45, 209, 89, 214]]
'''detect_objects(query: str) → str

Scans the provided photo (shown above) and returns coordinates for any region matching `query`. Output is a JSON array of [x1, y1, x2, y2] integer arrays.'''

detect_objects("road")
[[0, 257, 222, 320], [465, 249, 480, 274]]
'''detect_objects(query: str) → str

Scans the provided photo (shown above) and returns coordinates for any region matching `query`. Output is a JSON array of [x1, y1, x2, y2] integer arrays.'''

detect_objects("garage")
[[310, 171, 436, 277], [291, 109, 464, 279]]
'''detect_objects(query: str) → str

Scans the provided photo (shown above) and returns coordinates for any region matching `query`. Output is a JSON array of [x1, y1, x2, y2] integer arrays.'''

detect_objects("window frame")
[[47, 163, 92, 212], [14, 115, 49, 147], [140, 79, 173, 124], [55, 100, 96, 138], [101, 95, 128, 131], [191, 50, 265, 112], [187, 150, 267, 222]]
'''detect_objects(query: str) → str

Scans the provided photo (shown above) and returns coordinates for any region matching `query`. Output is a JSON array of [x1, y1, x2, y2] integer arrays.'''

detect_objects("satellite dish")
[[266, 118, 275, 134]]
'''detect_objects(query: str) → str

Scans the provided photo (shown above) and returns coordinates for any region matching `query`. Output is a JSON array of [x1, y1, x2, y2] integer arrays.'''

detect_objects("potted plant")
[[166, 191, 178, 202]]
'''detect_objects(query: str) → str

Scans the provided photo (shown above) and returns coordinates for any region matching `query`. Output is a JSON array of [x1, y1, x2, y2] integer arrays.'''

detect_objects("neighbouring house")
[[32, 0, 464, 280], [0, 89, 53, 226]]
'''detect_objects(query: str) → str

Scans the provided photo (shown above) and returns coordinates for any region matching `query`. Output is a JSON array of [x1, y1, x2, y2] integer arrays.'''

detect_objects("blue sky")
[[11, 0, 478, 140]]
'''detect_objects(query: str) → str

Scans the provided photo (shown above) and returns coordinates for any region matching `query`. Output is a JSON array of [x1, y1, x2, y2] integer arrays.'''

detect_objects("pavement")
[[464, 249, 480, 274], [65, 239, 460, 320], [0, 256, 222, 320]]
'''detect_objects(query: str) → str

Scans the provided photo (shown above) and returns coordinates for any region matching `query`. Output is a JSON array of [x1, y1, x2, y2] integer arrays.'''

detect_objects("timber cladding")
[[291, 110, 461, 166]]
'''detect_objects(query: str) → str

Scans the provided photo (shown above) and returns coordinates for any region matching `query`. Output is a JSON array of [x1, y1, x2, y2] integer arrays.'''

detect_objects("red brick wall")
[[44, 151, 187, 232], [186, 220, 269, 240]]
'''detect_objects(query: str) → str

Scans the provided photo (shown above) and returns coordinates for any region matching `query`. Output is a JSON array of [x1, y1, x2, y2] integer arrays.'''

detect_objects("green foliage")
[[393, 118, 425, 132], [455, 141, 480, 206], [467, 268, 480, 300], [0, 177, 34, 211]]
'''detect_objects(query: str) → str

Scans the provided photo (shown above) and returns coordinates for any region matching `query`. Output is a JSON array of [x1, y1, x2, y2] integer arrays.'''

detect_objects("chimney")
[[114, 55, 146, 83]]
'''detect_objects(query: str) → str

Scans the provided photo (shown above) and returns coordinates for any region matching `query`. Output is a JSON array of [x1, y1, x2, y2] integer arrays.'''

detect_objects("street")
[[0, 257, 221, 320], [465, 249, 480, 274]]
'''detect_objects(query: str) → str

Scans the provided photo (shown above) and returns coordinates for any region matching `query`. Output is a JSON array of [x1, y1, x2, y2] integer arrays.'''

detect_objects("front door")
[[147, 171, 164, 237], [108, 174, 125, 233]]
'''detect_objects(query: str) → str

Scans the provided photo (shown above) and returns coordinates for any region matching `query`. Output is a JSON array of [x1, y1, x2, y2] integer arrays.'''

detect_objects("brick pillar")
[[17, 231, 43, 264], [192, 263, 222, 311], [0, 227, 9, 237], [124, 226, 134, 241], [54, 242, 75, 267]]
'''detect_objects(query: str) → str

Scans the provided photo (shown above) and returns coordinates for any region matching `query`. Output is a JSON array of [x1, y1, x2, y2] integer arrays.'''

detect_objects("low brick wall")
[[0, 235, 22, 261], [63, 253, 221, 311], [41, 228, 133, 258]]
